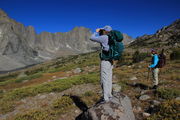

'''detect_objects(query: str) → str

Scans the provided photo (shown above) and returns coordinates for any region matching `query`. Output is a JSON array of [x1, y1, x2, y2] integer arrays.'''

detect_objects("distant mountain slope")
[[0, 9, 97, 71], [122, 33, 134, 45], [0, 9, 134, 71], [129, 19, 180, 49], [0, 9, 41, 71]]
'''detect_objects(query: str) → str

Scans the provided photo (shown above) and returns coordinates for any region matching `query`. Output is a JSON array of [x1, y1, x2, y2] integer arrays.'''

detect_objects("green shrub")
[[15, 73, 42, 83], [0, 72, 99, 114], [156, 88, 180, 99], [46, 52, 99, 73], [15, 109, 56, 120], [115, 52, 133, 67], [132, 50, 149, 63], [147, 100, 180, 120], [170, 73, 180, 81], [170, 48, 180, 60], [0, 73, 18, 82], [83, 91, 94, 97], [15, 97, 74, 120], [25, 67, 45, 75], [52, 96, 73, 109], [118, 80, 129, 92], [0, 73, 43, 86], [82, 91, 100, 105], [0, 101, 15, 114]]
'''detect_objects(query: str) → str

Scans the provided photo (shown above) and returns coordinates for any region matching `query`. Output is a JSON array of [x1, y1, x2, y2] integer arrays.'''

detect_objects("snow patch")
[[55, 47, 59, 51], [0, 29, 3, 38], [46, 48, 56, 53], [66, 44, 72, 49], [38, 54, 52, 60]]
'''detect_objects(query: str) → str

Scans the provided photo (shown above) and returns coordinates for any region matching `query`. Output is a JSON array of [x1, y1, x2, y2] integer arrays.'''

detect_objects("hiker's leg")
[[100, 62, 103, 91], [100, 60, 111, 101], [108, 62, 113, 98], [152, 68, 159, 86], [154, 68, 159, 85]]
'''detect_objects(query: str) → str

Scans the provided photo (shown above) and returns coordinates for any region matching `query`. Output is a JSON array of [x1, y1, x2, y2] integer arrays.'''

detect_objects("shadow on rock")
[[63, 94, 88, 112], [63, 94, 90, 120]]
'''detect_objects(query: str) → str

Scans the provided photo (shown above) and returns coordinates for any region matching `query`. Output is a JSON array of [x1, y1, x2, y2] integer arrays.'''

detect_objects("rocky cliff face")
[[0, 9, 98, 71], [0, 9, 133, 71], [0, 9, 40, 71], [35, 27, 97, 58], [122, 33, 134, 45], [129, 19, 180, 49]]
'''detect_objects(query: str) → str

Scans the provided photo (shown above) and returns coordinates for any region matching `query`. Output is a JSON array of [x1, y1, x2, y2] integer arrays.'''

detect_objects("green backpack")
[[100, 30, 124, 60]]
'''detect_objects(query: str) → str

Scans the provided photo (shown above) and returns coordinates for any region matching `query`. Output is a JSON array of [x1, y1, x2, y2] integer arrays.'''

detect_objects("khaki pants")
[[152, 68, 159, 86], [100, 60, 113, 101]]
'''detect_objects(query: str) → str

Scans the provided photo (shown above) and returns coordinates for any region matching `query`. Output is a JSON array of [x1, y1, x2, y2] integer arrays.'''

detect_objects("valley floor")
[[0, 52, 179, 120]]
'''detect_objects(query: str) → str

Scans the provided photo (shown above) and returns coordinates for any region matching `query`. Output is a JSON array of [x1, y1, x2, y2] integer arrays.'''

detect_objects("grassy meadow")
[[0, 49, 179, 120]]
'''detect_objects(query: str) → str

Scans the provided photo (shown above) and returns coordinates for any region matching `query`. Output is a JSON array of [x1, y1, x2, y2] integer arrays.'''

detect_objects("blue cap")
[[101, 25, 112, 31]]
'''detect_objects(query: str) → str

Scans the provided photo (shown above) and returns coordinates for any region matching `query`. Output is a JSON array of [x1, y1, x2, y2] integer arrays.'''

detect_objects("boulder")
[[139, 95, 150, 101], [150, 100, 161, 106], [40, 95, 46, 99], [52, 76, 57, 79], [112, 83, 122, 92], [77, 92, 135, 120], [133, 106, 142, 113], [175, 97, 180, 100], [73, 68, 82, 74], [142, 112, 151, 117], [129, 76, 137, 81]]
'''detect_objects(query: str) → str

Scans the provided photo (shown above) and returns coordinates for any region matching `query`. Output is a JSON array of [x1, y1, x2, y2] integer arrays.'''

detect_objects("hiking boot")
[[96, 97, 105, 104], [99, 100, 109, 104], [96, 99, 109, 104], [152, 85, 158, 89]]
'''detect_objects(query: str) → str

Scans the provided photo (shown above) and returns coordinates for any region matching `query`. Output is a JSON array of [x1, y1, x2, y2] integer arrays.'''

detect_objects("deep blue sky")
[[1, 0, 180, 38]]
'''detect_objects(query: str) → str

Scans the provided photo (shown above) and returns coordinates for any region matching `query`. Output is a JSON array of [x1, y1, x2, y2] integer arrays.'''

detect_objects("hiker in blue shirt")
[[90, 26, 113, 103], [148, 49, 159, 89]]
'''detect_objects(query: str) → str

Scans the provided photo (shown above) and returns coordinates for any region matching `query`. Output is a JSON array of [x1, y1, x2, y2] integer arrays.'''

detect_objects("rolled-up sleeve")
[[90, 32, 109, 51], [90, 32, 105, 43]]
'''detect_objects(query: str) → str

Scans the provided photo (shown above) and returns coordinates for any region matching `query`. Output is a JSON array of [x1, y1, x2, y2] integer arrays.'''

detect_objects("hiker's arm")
[[150, 55, 159, 68], [90, 32, 107, 43]]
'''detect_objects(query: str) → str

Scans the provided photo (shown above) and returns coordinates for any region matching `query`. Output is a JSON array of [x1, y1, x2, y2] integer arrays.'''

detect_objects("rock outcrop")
[[122, 33, 134, 45], [77, 92, 135, 120]]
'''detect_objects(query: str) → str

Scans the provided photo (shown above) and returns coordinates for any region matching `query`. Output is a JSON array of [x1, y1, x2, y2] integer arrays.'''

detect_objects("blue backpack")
[[100, 30, 124, 60]]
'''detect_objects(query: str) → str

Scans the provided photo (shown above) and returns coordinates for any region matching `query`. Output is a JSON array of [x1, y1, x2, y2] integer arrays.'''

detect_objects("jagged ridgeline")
[[0, 9, 97, 71], [0, 9, 133, 72], [129, 19, 180, 49]]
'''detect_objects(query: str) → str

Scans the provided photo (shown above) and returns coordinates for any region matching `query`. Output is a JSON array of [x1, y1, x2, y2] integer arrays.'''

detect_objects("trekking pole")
[[147, 68, 150, 82], [147, 68, 151, 90]]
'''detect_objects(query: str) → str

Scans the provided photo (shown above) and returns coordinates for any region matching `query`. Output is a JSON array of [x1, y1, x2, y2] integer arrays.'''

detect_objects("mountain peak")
[[0, 8, 8, 18]]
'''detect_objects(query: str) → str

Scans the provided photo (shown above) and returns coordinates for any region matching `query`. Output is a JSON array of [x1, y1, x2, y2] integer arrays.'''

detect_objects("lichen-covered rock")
[[139, 95, 151, 101], [78, 92, 135, 120]]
